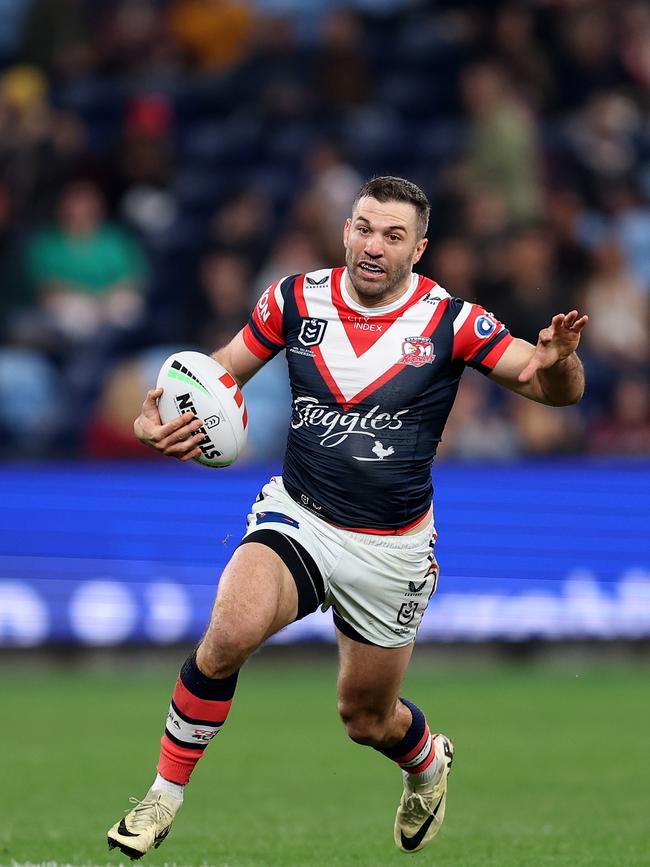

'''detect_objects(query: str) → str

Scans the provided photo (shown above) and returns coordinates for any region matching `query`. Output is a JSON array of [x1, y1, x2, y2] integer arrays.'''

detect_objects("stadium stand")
[[0, 0, 648, 459]]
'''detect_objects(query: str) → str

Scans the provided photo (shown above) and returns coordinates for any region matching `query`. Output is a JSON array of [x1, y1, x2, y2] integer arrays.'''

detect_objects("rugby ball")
[[156, 351, 248, 467]]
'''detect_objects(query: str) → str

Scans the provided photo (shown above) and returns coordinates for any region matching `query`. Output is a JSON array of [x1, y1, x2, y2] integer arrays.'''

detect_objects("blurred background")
[[0, 1, 649, 647]]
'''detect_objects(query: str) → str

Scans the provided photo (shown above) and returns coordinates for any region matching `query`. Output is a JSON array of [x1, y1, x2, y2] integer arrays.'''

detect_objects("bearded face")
[[343, 197, 427, 307]]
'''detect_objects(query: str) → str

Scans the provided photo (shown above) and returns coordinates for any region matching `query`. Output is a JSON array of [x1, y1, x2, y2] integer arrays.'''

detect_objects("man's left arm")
[[488, 310, 589, 406]]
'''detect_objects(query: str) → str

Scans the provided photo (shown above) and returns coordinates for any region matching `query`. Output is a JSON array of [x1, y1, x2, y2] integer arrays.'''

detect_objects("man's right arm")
[[134, 277, 288, 461], [134, 328, 269, 462], [211, 327, 268, 386]]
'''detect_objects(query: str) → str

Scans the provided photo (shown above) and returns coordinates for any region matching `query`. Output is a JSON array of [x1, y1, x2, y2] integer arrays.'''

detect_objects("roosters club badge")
[[400, 336, 435, 367]]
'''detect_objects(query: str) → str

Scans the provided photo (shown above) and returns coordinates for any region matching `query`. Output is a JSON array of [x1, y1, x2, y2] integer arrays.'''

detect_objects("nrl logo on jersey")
[[400, 336, 435, 367], [298, 317, 327, 347]]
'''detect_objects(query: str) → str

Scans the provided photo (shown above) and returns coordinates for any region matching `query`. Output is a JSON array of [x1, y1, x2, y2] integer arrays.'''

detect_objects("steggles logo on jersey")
[[291, 396, 409, 448], [298, 317, 328, 347], [400, 336, 435, 367], [352, 440, 396, 462]]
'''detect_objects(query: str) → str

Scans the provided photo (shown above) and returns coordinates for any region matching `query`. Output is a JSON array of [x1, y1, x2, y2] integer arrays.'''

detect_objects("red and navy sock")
[[378, 698, 437, 783], [157, 651, 239, 785]]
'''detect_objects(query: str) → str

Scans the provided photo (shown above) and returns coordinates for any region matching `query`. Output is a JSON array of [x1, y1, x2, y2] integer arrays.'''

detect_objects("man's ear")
[[343, 217, 351, 248], [412, 237, 428, 265]]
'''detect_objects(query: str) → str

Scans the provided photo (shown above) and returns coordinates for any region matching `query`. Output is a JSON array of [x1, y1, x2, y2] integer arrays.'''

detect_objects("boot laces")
[[126, 796, 173, 832], [404, 791, 435, 821]]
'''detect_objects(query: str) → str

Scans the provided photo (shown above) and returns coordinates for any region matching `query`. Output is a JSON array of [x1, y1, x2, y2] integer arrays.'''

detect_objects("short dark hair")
[[352, 176, 430, 239]]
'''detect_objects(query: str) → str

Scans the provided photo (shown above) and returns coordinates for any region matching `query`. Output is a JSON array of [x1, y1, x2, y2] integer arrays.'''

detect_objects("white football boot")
[[394, 733, 455, 853], [107, 787, 182, 859]]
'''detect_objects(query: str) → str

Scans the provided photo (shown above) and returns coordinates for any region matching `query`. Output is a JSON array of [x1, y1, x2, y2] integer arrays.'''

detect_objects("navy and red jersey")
[[243, 266, 513, 531]]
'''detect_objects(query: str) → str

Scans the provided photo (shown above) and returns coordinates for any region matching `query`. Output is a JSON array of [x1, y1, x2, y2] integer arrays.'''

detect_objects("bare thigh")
[[196, 541, 298, 678], [336, 630, 414, 747]]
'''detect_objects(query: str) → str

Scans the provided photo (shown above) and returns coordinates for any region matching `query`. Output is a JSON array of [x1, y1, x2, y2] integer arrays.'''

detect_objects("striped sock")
[[157, 651, 239, 785], [378, 698, 438, 785]]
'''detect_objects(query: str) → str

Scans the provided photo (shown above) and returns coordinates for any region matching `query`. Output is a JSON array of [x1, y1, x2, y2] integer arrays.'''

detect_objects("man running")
[[108, 176, 587, 858]]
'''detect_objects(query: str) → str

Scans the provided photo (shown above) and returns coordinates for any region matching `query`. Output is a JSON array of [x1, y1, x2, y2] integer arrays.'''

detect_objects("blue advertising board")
[[1, 460, 648, 645]]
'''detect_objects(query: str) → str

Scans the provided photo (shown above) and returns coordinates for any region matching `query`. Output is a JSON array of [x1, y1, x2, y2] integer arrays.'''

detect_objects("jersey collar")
[[341, 269, 419, 316]]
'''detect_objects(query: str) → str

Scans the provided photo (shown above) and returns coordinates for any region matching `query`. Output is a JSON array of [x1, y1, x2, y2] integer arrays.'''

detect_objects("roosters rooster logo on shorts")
[[400, 336, 435, 367]]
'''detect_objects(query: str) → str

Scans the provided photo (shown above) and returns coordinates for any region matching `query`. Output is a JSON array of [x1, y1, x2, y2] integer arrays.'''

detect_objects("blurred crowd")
[[0, 0, 649, 461]]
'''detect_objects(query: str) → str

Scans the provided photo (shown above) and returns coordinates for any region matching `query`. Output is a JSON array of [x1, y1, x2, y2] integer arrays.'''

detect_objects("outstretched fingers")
[[562, 311, 577, 328], [570, 313, 589, 332], [519, 310, 589, 383], [554, 310, 589, 333]]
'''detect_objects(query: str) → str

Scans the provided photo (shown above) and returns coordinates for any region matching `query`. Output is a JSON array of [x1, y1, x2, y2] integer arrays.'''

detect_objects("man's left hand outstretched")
[[518, 310, 589, 383]]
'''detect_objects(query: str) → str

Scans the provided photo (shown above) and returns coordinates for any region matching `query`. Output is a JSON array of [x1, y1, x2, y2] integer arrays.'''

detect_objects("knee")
[[338, 700, 392, 748], [197, 624, 259, 679]]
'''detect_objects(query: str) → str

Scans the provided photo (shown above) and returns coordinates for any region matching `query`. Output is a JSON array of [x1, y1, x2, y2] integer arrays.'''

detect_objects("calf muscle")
[[336, 632, 414, 747]]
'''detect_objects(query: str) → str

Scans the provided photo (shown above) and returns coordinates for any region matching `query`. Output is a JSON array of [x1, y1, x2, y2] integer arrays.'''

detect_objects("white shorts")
[[240, 476, 438, 648]]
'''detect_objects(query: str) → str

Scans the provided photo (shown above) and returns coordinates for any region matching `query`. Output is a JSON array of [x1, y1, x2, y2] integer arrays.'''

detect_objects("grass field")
[[1, 649, 648, 867]]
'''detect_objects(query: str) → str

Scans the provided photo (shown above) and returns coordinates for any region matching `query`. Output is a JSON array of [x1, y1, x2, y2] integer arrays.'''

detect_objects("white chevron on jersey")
[[273, 279, 285, 313], [300, 269, 449, 407], [452, 300, 473, 333]]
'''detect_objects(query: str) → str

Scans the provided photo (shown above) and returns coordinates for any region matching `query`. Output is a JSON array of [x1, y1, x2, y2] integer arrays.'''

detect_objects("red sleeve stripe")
[[252, 279, 285, 345], [466, 326, 507, 363], [467, 329, 512, 367], [480, 331, 514, 369], [248, 316, 284, 353], [242, 324, 274, 359]]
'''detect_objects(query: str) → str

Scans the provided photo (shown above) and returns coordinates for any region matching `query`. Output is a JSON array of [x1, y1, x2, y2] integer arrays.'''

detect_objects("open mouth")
[[358, 261, 385, 275]]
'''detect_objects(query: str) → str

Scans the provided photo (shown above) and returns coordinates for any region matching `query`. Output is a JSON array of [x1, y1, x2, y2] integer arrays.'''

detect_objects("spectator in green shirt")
[[25, 179, 148, 341]]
